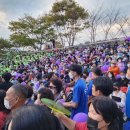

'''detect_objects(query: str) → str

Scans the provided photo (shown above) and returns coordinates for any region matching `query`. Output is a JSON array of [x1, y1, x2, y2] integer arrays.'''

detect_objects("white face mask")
[[108, 74, 112, 78], [121, 75, 125, 79], [4, 99, 11, 110], [53, 69, 57, 73], [92, 60, 96, 63], [108, 59, 111, 62], [100, 60, 103, 62], [127, 64, 130, 68], [4, 97, 18, 110], [69, 72, 73, 79], [40, 85, 45, 88], [111, 64, 114, 67]]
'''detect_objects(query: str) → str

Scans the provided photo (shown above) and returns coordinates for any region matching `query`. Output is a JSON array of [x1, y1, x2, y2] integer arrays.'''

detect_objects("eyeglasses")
[[49, 85, 56, 89]]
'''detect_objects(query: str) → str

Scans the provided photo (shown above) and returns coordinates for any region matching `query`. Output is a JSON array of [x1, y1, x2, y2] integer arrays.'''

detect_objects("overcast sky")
[[0, 0, 130, 42]]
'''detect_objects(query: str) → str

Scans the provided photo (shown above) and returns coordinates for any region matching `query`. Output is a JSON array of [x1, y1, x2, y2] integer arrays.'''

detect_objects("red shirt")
[[108, 66, 120, 76], [75, 122, 88, 130], [0, 112, 8, 130]]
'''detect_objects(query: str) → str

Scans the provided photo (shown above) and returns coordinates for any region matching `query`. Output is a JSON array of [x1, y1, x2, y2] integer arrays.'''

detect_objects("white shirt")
[[110, 91, 126, 108]]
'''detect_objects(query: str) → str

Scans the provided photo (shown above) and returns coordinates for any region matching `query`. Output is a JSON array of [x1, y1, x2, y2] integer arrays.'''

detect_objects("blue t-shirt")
[[87, 80, 93, 96], [71, 79, 88, 119], [126, 86, 130, 118]]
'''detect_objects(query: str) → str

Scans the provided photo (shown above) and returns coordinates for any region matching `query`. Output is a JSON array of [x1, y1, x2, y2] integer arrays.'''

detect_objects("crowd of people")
[[0, 40, 130, 130]]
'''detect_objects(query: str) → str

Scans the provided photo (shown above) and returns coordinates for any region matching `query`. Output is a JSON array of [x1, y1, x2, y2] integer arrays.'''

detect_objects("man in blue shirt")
[[87, 67, 102, 96], [63, 64, 88, 119], [126, 83, 130, 120]]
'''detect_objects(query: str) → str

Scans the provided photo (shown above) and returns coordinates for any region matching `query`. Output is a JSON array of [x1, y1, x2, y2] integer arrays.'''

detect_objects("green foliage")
[[0, 38, 13, 58], [9, 15, 56, 50], [47, 0, 89, 46], [0, 38, 12, 50], [8, 0, 89, 48]]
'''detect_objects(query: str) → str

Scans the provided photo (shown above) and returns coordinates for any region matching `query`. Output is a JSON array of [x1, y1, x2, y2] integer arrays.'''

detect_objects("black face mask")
[[87, 117, 99, 130]]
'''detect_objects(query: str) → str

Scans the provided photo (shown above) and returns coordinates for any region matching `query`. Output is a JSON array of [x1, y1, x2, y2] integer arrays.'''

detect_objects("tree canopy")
[[9, 15, 56, 50], [46, 0, 89, 46]]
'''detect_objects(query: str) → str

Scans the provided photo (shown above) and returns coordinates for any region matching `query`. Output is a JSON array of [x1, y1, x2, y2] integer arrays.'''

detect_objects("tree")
[[33, 16, 57, 50], [9, 15, 37, 48], [9, 15, 56, 50], [86, 3, 128, 42], [87, 4, 104, 43], [47, 0, 89, 46], [111, 16, 130, 38], [0, 38, 12, 58], [0, 38, 12, 50], [101, 8, 121, 40]]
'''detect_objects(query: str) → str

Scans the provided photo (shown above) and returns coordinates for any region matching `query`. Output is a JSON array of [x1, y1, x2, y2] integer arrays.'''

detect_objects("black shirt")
[[0, 82, 13, 91], [117, 78, 129, 87]]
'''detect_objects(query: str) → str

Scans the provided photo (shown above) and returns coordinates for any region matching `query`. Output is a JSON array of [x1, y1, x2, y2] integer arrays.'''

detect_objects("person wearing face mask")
[[107, 71, 116, 83], [4, 84, 28, 110], [38, 82, 45, 89], [64, 71, 70, 83], [108, 60, 120, 76], [3, 84, 28, 129], [99, 59, 104, 64], [31, 77, 40, 93], [54, 96, 124, 130], [117, 72, 129, 87], [107, 57, 112, 64], [63, 64, 88, 119], [91, 60, 96, 65], [117, 58, 125, 71], [110, 82, 126, 111]]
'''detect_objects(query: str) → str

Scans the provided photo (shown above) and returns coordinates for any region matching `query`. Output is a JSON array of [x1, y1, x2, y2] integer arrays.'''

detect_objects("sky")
[[0, 0, 130, 43]]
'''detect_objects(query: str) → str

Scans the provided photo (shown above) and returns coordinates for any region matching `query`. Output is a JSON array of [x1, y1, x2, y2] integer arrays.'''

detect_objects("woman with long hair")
[[54, 96, 124, 130]]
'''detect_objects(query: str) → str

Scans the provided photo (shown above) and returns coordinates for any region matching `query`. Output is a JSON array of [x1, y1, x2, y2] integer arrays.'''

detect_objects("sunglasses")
[[49, 85, 56, 89]]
